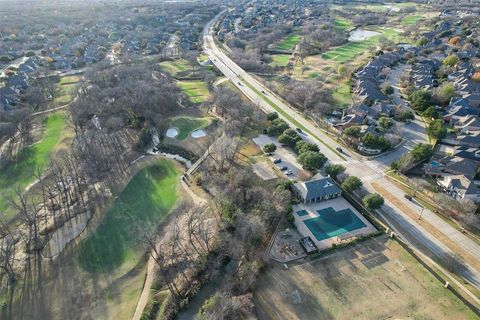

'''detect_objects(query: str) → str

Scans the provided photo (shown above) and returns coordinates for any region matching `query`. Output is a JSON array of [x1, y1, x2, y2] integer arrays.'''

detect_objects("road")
[[202, 12, 480, 290]]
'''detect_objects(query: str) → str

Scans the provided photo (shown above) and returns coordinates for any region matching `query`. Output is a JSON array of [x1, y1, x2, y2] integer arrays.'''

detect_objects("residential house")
[[293, 177, 342, 204]]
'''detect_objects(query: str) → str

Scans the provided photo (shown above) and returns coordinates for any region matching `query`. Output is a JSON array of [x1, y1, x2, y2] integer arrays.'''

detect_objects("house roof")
[[293, 177, 341, 200], [444, 157, 478, 179]]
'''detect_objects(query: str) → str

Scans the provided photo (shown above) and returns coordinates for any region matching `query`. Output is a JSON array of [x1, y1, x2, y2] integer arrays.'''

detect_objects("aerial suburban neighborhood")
[[1, 0, 480, 319]]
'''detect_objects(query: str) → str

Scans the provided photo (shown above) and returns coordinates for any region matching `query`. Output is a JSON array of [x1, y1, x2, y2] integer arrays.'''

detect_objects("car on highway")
[[336, 147, 343, 153], [238, 82, 242, 86], [273, 158, 282, 164], [404, 194, 413, 201]]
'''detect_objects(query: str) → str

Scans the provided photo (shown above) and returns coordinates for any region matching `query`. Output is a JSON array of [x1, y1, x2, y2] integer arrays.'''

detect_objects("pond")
[[166, 127, 179, 138], [191, 129, 206, 138], [348, 29, 381, 42]]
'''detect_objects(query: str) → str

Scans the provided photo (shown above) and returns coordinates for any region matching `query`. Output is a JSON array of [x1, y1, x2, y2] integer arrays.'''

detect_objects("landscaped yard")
[[0, 113, 67, 219], [274, 34, 301, 52], [169, 116, 212, 140], [177, 80, 210, 104], [255, 236, 477, 320], [77, 159, 181, 273], [270, 54, 291, 67]]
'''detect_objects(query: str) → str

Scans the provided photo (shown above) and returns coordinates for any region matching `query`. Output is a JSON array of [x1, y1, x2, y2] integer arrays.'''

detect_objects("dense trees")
[[443, 54, 459, 67], [298, 150, 327, 171], [263, 143, 276, 153], [392, 143, 433, 173], [361, 133, 391, 151], [432, 82, 456, 106], [422, 106, 439, 119], [325, 164, 346, 179]]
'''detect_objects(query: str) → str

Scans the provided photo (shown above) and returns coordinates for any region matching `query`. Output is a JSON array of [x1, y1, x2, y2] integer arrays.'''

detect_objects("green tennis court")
[[303, 207, 366, 241]]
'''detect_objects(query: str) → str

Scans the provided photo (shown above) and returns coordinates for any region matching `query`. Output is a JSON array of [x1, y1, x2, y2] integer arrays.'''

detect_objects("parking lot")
[[253, 135, 310, 182]]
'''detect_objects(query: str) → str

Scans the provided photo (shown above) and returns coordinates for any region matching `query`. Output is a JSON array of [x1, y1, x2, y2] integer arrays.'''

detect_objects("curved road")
[[202, 11, 480, 290]]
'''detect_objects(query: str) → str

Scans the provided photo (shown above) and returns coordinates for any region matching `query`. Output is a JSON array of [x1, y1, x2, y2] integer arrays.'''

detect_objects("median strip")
[[240, 77, 346, 160]]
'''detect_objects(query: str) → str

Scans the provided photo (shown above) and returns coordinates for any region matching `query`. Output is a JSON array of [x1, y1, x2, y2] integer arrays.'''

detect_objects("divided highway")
[[202, 12, 480, 291]]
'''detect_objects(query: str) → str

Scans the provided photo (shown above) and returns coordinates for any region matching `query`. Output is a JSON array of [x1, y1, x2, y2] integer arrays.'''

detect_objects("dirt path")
[[132, 177, 207, 320]]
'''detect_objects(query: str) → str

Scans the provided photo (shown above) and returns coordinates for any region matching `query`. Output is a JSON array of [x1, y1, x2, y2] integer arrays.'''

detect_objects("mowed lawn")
[[169, 116, 211, 140], [177, 80, 210, 104], [275, 34, 301, 51], [77, 160, 181, 273], [270, 54, 291, 67], [54, 75, 81, 106], [334, 18, 353, 30], [321, 28, 400, 63], [255, 236, 477, 320], [0, 113, 67, 219], [332, 83, 352, 108], [160, 59, 191, 77], [402, 15, 424, 25]]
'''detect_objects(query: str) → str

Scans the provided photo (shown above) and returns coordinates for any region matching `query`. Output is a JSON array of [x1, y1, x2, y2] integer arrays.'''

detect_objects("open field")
[[332, 83, 352, 108], [160, 59, 200, 79], [255, 236, 477, 320], [0, 113, 67, 219], [274, 34, 301, 52], [77, 159, 181, 273], [270, 54, 291, 67], [54, 75, 81, 106], [169, 116, 212, 140], [58, 75, 82, 85], [177, 80, 210, 104]]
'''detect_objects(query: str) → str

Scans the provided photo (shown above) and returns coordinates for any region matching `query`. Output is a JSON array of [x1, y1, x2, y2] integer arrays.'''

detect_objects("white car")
[[285, 170, 293, 175]]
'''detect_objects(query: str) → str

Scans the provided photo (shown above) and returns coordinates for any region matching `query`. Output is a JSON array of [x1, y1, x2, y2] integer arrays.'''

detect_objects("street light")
[[418, 207, 424, 220]]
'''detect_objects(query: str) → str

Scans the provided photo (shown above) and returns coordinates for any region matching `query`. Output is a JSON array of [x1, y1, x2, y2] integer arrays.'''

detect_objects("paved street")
[[203, 12, 480, 289]]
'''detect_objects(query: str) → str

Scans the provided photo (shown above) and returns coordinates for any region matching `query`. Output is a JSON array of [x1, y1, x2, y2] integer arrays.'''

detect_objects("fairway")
[[160, 59, 192, 78], [402, 15, 424, 25], [275, 34, 301, 51], [0, 113, 67, 219], [169, 116, 211, 140], [177, 80, 210, 104], [334, 18, 352, 30], [270, 54, 291, 67], [321, 28, 400, 63], [77, 160, 181, 273], [255, 236, 477, 320]]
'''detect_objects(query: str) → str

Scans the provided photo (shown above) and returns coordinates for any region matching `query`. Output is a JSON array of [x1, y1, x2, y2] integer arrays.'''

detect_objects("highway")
[[202, 11, 480, 290]]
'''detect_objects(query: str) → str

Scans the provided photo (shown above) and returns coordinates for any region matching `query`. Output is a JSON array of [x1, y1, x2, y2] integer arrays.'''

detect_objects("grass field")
[[54, 75, 81, 106], [275, 34, 301, 52], [77, 160, 181, 273], [334, 19, 353, 30], [270, 54, 291, 67], [402, 15, 424, 25], [255, 236, 477, 320], [332, 83, 352, 108], [160, 59, 191, 77], [59, 75, 82, 85], [169, 116, 211, 140], [321, 28, 400, 63], [0, 113, 67, 219], [177, 80, 210, 104]]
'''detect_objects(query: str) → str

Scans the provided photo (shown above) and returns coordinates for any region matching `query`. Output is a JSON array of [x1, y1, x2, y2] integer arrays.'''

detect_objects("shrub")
[[443, 54, 459, 67], [378, 117, 394, 130], [278, 129, 301, 148], [362, 133, 391, 151], [382, 85, 394, 95], [363, 193, 384, 210], [410, 143, 434, 162], [267, 112, 279, 121], [263, 143, 276, 153], [395, 109, 415, 122], [433, 82, 455, 105], [267, 118, 289, 136], [298, 151, 327, 171], [341, 176, 362, 193]]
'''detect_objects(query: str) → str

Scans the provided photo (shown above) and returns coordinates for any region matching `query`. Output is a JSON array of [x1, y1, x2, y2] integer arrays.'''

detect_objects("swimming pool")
[[430, 160, 441, 167], [296, 210, 309, 217], [303, 207, 367, 241]]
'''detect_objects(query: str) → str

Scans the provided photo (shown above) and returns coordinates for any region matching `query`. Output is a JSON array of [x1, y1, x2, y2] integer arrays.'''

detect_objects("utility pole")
[[418, 207, 424, 220]]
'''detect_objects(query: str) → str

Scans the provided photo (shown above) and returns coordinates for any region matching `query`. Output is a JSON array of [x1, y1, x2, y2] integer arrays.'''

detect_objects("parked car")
[[273, 158, 282, 164], [280, 166, 288, 171], [404, 194, 413, 201], [285, 170, 293, 175], [296, 128, 302, 133], [336, 147, 343, 153]]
